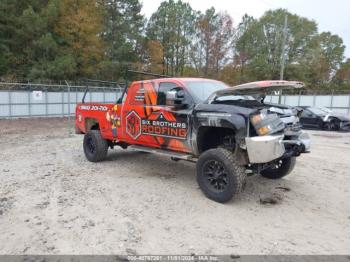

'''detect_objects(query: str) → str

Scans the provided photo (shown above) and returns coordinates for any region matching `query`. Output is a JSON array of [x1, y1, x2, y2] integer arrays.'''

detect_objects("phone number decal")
[[79, 105, 108, 111]]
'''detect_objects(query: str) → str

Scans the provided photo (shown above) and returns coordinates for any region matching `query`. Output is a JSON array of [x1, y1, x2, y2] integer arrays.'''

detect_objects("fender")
[[191, 104, 255, 156]]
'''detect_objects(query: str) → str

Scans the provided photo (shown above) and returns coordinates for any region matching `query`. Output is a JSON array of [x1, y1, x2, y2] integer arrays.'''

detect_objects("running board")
[[129, 145, 195, 161]]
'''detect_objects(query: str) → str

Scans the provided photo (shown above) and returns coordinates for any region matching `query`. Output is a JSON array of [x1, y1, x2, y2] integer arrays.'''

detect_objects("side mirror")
[[166, 88, 186, 108]]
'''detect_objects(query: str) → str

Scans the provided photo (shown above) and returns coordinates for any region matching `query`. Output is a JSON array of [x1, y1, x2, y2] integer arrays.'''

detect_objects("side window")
[[157, 82, 178, 106], [301, 109, 312, 117]]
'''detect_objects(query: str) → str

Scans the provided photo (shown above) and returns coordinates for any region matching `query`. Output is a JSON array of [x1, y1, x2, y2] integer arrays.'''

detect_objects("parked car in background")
[[299, 107, 350, 131]]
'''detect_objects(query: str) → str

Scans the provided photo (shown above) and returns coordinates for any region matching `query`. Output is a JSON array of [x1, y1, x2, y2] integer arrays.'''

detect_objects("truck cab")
[[76, 77, 310, 203]]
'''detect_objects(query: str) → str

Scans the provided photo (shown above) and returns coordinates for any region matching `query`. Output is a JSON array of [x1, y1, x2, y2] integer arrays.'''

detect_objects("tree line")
[[0, 0, 349, 90]]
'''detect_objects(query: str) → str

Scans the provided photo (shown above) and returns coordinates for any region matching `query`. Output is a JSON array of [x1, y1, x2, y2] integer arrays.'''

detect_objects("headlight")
[[256, 125, 272, 136], [250, 111, 285, 136], [251, 114, 265, 125]]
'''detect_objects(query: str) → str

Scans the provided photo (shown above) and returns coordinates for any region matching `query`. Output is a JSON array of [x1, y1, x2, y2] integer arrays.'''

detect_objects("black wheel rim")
[[203, 160, 228, 192], [86, 136, 96, 155]]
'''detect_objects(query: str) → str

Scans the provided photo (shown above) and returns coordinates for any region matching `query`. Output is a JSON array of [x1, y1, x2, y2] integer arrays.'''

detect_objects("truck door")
[[300, 109, 318, 127], [122, 81, 193, 153], [150, 81, 194, 153], [121, 81, 160, 148]]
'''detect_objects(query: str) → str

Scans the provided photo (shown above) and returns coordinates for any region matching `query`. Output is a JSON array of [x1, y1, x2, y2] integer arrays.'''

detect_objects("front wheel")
[[260, 157, 296, 179], [196, 148, 246, 203], [323, 121, 332, 130], [83, 130, 108, 162], [324, 121, 339, 131]]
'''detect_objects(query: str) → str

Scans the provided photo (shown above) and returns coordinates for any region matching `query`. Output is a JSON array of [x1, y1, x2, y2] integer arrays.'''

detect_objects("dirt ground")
[[0, 118, 349, 255]]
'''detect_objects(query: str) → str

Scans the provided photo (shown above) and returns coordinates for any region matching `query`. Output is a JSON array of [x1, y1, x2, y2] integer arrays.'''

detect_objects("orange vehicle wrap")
[[76, 79, 192, 154], [121, 81, 191, 153]]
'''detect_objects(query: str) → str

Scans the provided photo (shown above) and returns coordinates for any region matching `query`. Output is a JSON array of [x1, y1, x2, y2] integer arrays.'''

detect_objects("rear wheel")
[[260, 157, 296, 179], [196, 148, 246, 203], [83, 130, 108, 162]]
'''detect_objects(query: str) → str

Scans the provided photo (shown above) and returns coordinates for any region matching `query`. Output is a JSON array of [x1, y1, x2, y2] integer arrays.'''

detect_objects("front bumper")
[[245, 131, 310, 164]]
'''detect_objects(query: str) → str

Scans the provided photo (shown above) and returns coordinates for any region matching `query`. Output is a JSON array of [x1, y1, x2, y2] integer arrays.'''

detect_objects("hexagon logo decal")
[[126, 111, 142, 140]]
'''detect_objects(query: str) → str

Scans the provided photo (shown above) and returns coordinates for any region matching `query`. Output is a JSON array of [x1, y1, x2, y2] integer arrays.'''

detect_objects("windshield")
[[184, 80, 228, 102], [318, 107, 332, 114], [309, 107, 328, 116]]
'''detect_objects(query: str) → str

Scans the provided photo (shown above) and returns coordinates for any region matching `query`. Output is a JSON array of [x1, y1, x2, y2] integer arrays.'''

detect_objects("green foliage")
[[317, 32, 345, 71], [101, 0, 145, 80], [233, 14, 255, 84], [146, 0, 198, 76], [0, 0, 348, 92], [192, 8, 235, 78], [334, 58, 350, 89], [235, 9, 347, 89], [236, 9, 318, 81], [0, 0, 71, 80], [0, 0, 29, 78]]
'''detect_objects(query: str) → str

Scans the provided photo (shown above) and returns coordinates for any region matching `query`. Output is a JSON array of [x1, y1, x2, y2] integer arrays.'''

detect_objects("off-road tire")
[[323, 121, 333, 131], [260, 157, 296, 179], [196, 148, 246, 203], [324, 121, 339, 131], [83, 130, 108, 162]]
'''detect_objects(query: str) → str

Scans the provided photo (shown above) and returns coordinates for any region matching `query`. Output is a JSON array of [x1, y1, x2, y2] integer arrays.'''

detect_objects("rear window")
[[128, 82, 157, 106]]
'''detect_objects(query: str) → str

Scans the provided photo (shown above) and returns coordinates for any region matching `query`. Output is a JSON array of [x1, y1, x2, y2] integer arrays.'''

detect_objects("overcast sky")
[[141, 0, 350, 59]]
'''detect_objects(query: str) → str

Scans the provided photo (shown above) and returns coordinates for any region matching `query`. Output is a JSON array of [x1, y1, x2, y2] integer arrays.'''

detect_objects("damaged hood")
[[207, 80, 304, 115], [214, 80, 304, 96]]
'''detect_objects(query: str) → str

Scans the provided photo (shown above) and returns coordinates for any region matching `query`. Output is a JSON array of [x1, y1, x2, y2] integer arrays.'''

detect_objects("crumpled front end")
[[244, 108, 310, 164], [245, 132, 310, 164]]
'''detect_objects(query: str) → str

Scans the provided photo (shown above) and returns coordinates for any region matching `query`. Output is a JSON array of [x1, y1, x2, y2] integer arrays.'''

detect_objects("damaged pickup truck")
[[76, 77, 310, 203]]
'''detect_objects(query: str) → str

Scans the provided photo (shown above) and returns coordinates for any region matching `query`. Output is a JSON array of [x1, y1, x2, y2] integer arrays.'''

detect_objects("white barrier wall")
[[1, 91, 350, 118], [266, 95, 350, 114], [0, 90, 121, 118]]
